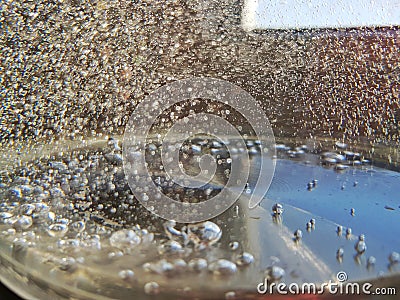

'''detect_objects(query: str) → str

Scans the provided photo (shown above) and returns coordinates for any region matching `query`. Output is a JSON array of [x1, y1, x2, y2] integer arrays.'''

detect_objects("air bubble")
[[12, 215, 33, 230], [265, 266, 285, 281], [172, 258, 187, 273], [8, 187, 22, 199], [355, 240, 367, 254], [0, 212, 13, 222], [59, 257, 77, 272], [57, 239, 80, 250], [188, 258, 208, 272], [337, 226, 343, 235], [389, 252, 399, 264], [229, 241, 239, 251], [272, 203, 283, 215], [109, 229, 141, 251], [225, 291, 236, 299], [48, 223, 69, 237], [367, 256, 376, 267], [144, 281, 160, 295], [208, 259, 237, 276], [294, 229, 302, 240], [157, 240, 183, 255], [337, 248, 344, 259], [118, 269, 135, 280], [187, 221, 222, 248], [108, 251, 123, 260], [306, 222, 312, 231], [235, 252, 254, 266], [335, 142, 348, 149], [18, 204, 35, 216]]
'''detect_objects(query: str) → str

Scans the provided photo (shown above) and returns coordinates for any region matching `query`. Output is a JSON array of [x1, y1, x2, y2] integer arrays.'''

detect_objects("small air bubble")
[[144, 281, 160, 295]]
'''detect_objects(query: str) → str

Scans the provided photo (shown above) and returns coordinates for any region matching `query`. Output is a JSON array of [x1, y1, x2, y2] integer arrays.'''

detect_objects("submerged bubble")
[[157, 240, 183, 255], [208, 259, 237, 276], [229, 241, 239, 251], [235, 252, 254, 266], [109, 229, 141, 250], [104, 153, 123, 166], [108, 251, 123, 260], [140, 229, 154, 244], [335, 142, 348, 149], [335, 164, 349, 171], [294, 229, 302, 240], [142, 259, 174, 275], [58, 257, 77, 272], [172, 258, 187, 273], [367, 256, 376, 267], [81, 235, 101, 250], [389, 252, 400, 264], [265, 266, 285, 281], [187, 221, 222, 248], [272, 203, 283, 215], [70, 221, 86, 233], [12, 238, 29, 261], [48, 224, 69, 237], [4, 228, 16, 236], [306, 222, 312, 231], [0, 212, 13, 222], [7, 187, 22, 199], [337, 248, 344, 259], [13, 215, 33, 230], [144, 281, 160, 295], [337, 225, 343, 235], [188, 258, 208, 272], [355, 240, 367, 254], [321, 152, 346, 163], [18, 204, 35, 216], [275, 144, 289, 151], [57, 239, 80, 250], [225, 291, 236, 299], [118, 269, 135, 281]]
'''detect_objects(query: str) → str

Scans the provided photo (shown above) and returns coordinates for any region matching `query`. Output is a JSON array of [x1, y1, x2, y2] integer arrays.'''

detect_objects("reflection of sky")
[[242, 0, 400, 30]]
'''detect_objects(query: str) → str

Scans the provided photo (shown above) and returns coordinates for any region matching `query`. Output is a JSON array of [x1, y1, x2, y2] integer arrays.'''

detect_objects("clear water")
[[0, 138, 399, 299]]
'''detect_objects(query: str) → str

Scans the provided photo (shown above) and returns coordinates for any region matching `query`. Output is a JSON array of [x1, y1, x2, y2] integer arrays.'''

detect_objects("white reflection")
[[242, 0, 400, 30]]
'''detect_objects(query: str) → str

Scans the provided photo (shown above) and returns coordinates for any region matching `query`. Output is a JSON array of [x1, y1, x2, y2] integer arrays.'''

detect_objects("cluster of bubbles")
[[142, 220, 253, 276], [0, 135, 266, 297], [1, 0, 398, 171], [0, 130, 399, 297], [0, 0, 399, 297], [272, 202, 399, 274], [274, 141, 377, 171]]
